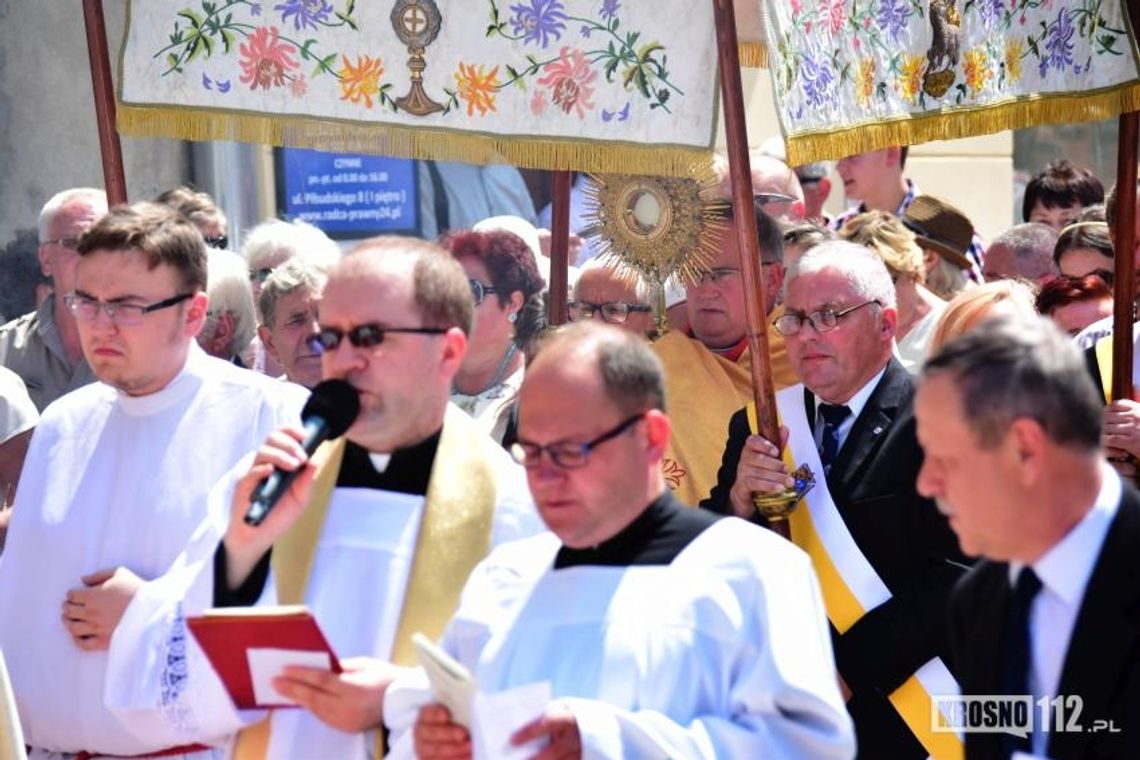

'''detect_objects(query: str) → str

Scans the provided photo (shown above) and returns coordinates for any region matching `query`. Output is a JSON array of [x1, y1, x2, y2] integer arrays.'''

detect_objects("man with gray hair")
[[197, 248, 258, 366], [917, 314, 1140, 759], [257, 256, 332, 388], [982, 222, 1059, 285], [0, 188, 107, 410], [703, 240, 965, 758]]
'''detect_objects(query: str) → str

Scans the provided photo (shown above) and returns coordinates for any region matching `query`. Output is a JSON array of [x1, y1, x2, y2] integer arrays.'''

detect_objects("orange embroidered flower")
[[455, 62, 500, 117], [338, 54, 384, 108], [963, 47, 991, 96], [1004, 38, 1025, 82], [661, 459, 686, 489], [854, 57, 876, 107], [238, 26, 299, 90], [896, 53, 923, 104], [537, 47, 597, 118]]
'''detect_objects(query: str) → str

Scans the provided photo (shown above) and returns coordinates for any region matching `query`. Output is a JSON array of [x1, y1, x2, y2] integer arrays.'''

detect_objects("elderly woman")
[[445, 228, 545, 444], [840, 210, 947, 372]]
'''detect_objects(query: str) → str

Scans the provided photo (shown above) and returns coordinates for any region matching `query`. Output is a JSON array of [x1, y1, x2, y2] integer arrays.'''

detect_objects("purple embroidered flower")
[[876, 0, 909, 42], [975, 0, 1004, 29], [581, 24, 592, 38], [202, 72, 213, 90], [250, 2, 262, 16], [217, 79, 232, 93], [510, 0, 567, 48], [800, 50, 836, 107], [1038, 8, 1075, 77], [274, 0, 332, 31], [599, 0, 620, 21]]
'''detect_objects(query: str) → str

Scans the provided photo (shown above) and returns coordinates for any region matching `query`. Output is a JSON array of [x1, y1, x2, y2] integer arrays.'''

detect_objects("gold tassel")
[[738, 42, 768, 69], [783, 82, 1140, 165], [115, 105, 713, 179]]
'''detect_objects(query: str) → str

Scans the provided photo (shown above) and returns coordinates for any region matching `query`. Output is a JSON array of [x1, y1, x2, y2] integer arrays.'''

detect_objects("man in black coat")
[[917, 314, 1140, 760], [702, 240, 966, 758]]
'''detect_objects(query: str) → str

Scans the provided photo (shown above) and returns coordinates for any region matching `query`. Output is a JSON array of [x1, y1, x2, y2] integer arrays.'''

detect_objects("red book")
[[187, 605, 341, 709]]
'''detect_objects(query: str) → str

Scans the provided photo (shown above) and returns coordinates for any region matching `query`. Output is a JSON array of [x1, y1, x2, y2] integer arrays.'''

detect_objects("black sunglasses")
[[204, 234, 228, 249], [307, 323, 447, 353], [469, 279, 505, 306]]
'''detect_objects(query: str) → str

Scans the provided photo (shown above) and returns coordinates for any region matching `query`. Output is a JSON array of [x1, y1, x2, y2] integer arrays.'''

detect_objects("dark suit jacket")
[[703, 359, 968, 758], [949, 486, 1140, 760]]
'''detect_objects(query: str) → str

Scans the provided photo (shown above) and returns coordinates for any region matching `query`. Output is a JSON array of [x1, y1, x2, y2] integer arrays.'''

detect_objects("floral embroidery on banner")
[[238, 26, 299, 90], [509, 0, 568, 48], [538, 47, 597, 118]]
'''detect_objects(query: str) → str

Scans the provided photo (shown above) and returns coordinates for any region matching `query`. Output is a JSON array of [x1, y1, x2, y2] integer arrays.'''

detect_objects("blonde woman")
[[927, 279, 1038, 355], [840, 210, 947, 372]]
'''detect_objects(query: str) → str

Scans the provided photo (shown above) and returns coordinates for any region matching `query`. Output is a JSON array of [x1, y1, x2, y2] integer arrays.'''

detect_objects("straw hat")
[[901, 195, 975, 270]]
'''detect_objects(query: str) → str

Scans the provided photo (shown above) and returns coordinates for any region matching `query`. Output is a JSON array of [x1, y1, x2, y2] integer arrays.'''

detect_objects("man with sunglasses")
[[0, 187, 107, 411], [0, 202, 305, 759], [389, 322, 854, 758], [703, 241, 966, 759], [103, 237, 541, 758]]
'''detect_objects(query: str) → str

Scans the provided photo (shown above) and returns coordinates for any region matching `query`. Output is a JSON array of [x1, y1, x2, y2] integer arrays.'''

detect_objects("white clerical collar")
[[1010, 460, 1121, 605], [817, 364, 886, 423], [114, 342, 203, 417], [368, 452, 393, 473]]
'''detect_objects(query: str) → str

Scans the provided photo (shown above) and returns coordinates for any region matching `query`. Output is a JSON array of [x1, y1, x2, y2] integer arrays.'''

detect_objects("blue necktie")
[[818, 403, 851, 472], [1001, 567, 1042, 757]]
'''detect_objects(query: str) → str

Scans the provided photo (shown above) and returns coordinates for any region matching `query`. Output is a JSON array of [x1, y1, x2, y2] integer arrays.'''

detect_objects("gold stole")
[[1095, 333, 1114, 402], [652, 328, 795, 507], [746, 402, 963, 760], [235, 405, 498, 759]]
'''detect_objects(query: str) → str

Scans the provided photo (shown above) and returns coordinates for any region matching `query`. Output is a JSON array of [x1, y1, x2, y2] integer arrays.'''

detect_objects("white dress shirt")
[[813, 365, 888, 455]]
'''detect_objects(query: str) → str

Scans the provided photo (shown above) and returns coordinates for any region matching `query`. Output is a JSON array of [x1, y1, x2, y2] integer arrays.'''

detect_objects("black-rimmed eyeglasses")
[[567, 300, 652, 325], [306, 323, 447, 353], [204, 234, 228, 250], [64, 292, 194, 327], [469, 279, 505, 306], [510, 413, 645, 469], [773, 300, 881, 337]]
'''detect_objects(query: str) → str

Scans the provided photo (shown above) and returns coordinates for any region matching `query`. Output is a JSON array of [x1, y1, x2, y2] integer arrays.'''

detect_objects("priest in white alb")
[[102, 237, 542, 758], [0, 203, 306, 759], [387, 323, 855, 759]]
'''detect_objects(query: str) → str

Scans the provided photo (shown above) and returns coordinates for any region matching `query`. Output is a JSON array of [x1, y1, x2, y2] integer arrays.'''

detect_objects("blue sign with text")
[[280, 149, 418, 237]]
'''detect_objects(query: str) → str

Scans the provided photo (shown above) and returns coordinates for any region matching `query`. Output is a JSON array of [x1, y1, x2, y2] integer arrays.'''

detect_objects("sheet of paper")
[[471, 681, 552, 760], [246, 648, 331, 706]]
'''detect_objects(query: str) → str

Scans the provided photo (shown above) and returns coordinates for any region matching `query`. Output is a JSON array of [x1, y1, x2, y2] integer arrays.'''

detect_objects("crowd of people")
[[0, 145, 1137, 760]]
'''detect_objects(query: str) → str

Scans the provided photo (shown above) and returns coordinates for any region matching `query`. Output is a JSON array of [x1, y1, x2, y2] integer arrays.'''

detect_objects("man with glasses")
[[0, 188, 107, 411], [0, 202, 305, 759], [702, 240, 966, 759], [388, 322, 855, 758], [651, 203, 798, 507], [104, 237, 541, 758], [568, 258, 655, 337]]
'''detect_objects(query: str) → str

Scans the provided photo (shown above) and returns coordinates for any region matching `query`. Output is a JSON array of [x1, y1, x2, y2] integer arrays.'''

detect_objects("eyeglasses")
[[567, 300, 652, 324], [42, 236, 81, 250], [306, 323, 447, 353], [64, 291, 194, 326], [469, 279, 505, 306], [203, 234, 228, 250], [772, 300, 880, 337], [510, 413, 645, 469], [694, 267, 741, 286]]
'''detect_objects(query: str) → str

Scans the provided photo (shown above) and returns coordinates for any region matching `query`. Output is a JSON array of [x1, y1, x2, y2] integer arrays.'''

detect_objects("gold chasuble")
[[653, 326, 795, 507], [236, 406, 497, 759]]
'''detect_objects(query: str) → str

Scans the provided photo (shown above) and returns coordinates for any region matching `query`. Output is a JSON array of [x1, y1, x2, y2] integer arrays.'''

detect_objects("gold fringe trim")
[[116, 105, 713, 179], [738, 41, 768, 69], [784, 81, 1140, 165]]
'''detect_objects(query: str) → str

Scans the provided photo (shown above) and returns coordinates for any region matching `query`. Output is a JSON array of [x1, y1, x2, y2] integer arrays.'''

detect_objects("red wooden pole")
[[1111, 113, 1137, 403], [547, 170, 572, 325], [82, 0, 128, 205], [711, 0, 788, 539]]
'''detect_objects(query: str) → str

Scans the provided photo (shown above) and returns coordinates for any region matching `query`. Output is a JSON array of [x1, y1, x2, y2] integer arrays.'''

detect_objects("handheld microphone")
[[244, 379, 361, 527]]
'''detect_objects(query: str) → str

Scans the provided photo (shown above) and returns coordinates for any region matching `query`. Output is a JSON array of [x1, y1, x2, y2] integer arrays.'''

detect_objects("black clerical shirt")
[[553, 491, 721, 569], [215, 433, 442, 607]]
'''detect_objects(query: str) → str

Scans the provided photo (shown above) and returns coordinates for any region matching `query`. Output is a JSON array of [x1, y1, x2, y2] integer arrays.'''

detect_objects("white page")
[[246, 648, 331, 706], [472, 681, 552, 760]]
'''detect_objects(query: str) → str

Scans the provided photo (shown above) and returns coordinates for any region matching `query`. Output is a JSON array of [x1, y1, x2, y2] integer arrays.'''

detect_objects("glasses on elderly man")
[[306, 323, 447, 353], [510, 413, 645, 469], [42, 236, 82, 250], [64, 291, 194, 327], [772, 300, 881, 337], [567, 300, 652, 325]]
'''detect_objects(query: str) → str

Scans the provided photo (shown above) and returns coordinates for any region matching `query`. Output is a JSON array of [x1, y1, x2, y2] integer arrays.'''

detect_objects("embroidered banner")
[[117, 0, 719, 176], [759, 0, 1140, 164]]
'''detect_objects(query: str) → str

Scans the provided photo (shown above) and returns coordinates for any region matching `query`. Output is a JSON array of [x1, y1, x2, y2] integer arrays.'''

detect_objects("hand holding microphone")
[[244, 379, 361, 527]]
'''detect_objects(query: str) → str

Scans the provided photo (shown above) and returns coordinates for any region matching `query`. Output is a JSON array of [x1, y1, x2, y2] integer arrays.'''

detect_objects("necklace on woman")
[[459, 341, 519, 399]]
